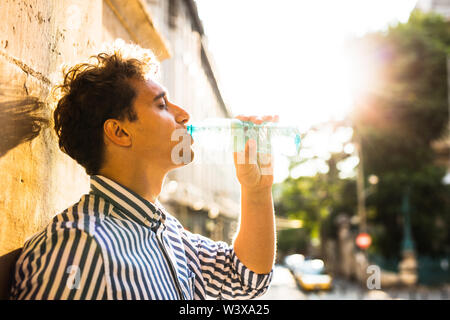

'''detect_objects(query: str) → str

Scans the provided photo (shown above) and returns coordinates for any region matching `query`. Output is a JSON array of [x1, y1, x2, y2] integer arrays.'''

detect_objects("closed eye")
[[159, 97, 170, 110], [154, 92, 169, 110]]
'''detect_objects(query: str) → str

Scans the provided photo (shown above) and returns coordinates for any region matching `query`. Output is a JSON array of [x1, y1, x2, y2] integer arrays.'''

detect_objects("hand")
[[233, 115, 278, 191]]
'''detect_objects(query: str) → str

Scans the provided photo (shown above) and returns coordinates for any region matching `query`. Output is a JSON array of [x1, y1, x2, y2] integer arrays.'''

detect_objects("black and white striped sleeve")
[[181, 229, 273, 300], [10, 226, 107, 300]]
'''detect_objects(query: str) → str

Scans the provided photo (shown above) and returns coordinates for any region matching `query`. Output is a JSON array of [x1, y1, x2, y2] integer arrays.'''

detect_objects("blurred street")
[[256, 265, 306, 300], [257, 265, 450, 300]]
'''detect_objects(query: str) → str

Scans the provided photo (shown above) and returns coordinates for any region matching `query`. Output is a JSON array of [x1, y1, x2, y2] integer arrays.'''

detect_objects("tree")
[[274, 151, 357, 256], [275, 10, 450, 260], [350, 10, 450, 258]]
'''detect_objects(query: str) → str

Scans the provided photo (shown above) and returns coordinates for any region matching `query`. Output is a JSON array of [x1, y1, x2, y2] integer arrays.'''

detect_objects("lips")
[[173, 126, 194, 145], [184, 129, 194, 145]]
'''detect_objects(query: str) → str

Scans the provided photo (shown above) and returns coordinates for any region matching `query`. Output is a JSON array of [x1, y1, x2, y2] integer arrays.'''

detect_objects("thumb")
[[245, 138, 258, 165]]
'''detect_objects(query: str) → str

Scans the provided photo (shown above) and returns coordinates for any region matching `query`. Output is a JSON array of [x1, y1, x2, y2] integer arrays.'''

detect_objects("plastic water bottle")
[[186, 118, 302, 160]]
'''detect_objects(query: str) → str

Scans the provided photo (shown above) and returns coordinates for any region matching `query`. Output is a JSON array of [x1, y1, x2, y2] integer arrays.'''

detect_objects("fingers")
[[232, 114, 276, 176], [249, 116, 264, 125], [234, 114, 280, 125], [246, 138, 258, 165], [235, 115, 249, 122], [269, 115, 280, 123], [259, 155, 274, 176], [233, 138, 273, 168], [233, 138, 257, 166], [258, 152, 273, 176]]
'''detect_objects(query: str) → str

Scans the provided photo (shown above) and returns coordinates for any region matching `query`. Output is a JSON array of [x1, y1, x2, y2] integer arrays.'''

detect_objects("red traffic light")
[[356, 233, 372, 250]]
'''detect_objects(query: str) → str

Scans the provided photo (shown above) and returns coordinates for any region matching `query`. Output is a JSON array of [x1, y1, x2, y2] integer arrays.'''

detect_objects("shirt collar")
[[89, 175, 166, 229]]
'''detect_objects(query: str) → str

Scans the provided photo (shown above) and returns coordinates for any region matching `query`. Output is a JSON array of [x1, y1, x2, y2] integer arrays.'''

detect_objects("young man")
[[9, 44, 275, 300]]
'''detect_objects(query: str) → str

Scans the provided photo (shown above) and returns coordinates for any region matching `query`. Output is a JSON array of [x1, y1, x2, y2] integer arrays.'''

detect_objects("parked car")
[[284, 254, 305, 271], [292, 259, 333, 291]]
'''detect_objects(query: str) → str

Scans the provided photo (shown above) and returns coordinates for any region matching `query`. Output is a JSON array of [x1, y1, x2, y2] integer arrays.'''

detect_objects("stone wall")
[[0, 0, 169, 256]]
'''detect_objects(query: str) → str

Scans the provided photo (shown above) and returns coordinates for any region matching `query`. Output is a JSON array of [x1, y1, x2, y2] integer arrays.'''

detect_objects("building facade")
[[416, 0, 450, 19], [144, 0, 241, 243]]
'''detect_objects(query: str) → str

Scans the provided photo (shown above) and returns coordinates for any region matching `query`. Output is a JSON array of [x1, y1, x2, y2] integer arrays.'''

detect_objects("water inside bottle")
[[187, 119, 302, 164]]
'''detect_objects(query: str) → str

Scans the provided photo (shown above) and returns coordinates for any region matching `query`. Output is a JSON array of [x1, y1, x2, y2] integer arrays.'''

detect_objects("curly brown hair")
[[53, 44, 159, 175]]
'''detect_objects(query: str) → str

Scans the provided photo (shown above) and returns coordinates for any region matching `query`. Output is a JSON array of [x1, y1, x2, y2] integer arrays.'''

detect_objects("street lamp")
[[398, 185, 418, 286], [354, 133, 367, 234], [443, 55, 450, 186], [401, 186, 415, 253], [443, 172, 450, 185], [368, 174, 379, 185]]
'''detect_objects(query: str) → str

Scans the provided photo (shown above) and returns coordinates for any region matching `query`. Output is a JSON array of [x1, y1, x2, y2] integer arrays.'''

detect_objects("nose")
[[171, 102, 190, 126]]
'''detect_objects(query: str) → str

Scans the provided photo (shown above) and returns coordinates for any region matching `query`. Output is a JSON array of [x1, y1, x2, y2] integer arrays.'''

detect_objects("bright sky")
[[195, 0, 418, 182]]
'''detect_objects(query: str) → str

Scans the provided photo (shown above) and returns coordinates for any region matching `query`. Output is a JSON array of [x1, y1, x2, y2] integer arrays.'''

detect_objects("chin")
[[183, 149, 195, 165], [189, 149, 195, 162]]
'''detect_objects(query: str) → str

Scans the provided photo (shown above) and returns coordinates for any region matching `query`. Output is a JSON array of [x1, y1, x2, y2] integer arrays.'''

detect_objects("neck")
[[98, 163, 167, 204]]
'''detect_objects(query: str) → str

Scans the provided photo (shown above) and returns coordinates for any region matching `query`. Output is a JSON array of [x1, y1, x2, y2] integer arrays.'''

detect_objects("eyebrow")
[[153, 92, 166, 102]]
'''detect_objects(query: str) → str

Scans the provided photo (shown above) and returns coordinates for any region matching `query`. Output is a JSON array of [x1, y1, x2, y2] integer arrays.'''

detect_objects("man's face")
[[124, 78, 194, 170]]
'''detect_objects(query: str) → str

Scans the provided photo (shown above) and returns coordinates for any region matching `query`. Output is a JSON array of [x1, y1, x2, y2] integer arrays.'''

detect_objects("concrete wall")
[[0, 0, 169, 256]]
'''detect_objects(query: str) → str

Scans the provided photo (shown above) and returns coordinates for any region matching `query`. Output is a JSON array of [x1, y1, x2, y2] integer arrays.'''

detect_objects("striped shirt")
[[9, 175, 273, 300]]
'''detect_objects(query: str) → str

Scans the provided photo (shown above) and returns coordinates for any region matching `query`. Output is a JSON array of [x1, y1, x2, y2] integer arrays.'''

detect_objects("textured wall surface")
[[0, 0, 103, 256], [0, 0, 168, 256]]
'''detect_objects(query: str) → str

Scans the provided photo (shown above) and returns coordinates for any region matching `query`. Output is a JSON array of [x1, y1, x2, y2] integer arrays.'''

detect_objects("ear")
[[103, 119, 132, 147]]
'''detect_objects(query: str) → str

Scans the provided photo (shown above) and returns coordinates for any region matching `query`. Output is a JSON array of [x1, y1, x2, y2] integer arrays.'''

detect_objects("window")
[[168, 0, 178, 29]]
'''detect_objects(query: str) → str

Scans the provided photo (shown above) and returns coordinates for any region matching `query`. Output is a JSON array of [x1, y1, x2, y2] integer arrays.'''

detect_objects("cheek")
[[133, 114, 178, 152], [142, 126, 177, 153]]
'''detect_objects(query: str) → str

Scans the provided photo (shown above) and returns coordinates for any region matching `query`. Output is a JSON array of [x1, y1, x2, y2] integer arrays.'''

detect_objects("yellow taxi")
[[293, 259, 333, 291]]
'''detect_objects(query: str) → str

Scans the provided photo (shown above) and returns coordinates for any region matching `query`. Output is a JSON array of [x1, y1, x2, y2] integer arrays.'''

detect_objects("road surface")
[[256, 265, 450, 300]]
